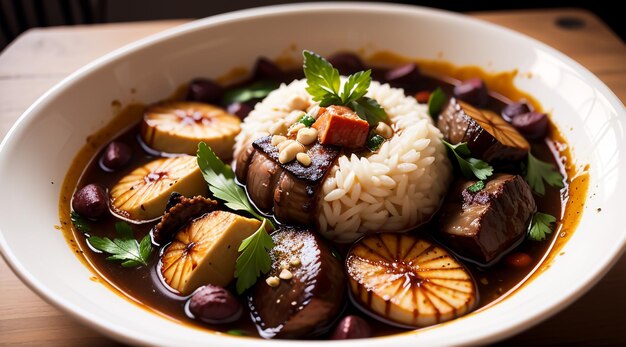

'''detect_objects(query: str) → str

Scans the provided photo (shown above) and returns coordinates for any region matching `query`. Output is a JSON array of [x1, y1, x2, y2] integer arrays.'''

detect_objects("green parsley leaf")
[[88, 222, 153, 267], [442, 140, 494, 180], [303, 50, 389, 126], [350, 97, 388, 127], [367, 134, 385, 151], [222, 80, 279, 105], [298, 114, 316, 127], [234, 219, 274, 294], [524, 152, 565, 196], [303, 50, 341, 101], [341, 70, 371, 104], [528, 212, 557, 241], [467, 180, 485, 193], [70, 211, 90, 233], [197, 142, 264, 221], [427, 87, 446, 119]]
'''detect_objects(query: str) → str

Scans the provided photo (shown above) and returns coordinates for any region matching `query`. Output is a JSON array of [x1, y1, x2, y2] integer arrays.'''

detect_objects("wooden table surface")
[[1, 8, 625, 346]]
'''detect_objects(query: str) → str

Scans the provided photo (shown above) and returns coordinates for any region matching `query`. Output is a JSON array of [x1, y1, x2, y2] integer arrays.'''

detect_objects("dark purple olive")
[[453, 78, 489, 107], [331, 315, 371, 340], [226, 102, 253, 119], [186, 78, 224, 104], [327, 52, 364, 75], [253, 57, 285, 81], [384, 63, 421, 87], [100, 142, 132, 171], [72, 184, 108, 220], [502, 102, 531, 122], [512, 111, 549, 140], [188, 285, 241, 324]]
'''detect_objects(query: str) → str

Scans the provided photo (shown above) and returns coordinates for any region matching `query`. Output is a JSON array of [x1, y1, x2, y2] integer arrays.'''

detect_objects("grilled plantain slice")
[[141, 101, 241, 158], [347, 233, 477, 327], [160, 210, 261, 295], [109, 156, 206, 223]]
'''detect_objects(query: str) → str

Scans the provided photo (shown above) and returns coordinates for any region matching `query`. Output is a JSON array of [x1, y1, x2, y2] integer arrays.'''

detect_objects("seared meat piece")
[[312, 105, 369, 149], [152, 195, 218, 245], [438, 174, 536, 265], [248, 227, 346, 338], [235, 136, 339, 225], [437, 98, 529, 163]]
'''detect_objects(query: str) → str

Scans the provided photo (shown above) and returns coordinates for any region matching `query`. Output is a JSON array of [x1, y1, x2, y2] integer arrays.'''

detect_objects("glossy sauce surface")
[[58, 55, 586, 339]]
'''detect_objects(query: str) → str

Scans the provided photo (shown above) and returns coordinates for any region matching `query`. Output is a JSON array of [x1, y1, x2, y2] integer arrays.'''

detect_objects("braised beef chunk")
[[437, 98, 530, 163], [438, 174, 537, 265], [234, 137, 339, 225], [248, 227, 346, 338]]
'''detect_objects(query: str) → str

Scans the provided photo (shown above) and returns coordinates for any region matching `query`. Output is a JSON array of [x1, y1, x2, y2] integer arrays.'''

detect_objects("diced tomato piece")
[[312, 106, 369, 148], [414, 90, 431, 103]]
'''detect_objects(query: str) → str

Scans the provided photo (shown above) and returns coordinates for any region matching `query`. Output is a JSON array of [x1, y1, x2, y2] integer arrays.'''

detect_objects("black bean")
[[502, 102, 531, 122], [186, 78, 224, 104], [384, 63, 421, 87], [331, 315, 371, 340], [327, 52, 364, 75], [226, 102, 253, 119], [101, 142, 132, 171], [253, 57, 285, 81], [188, 285, 241, 324], [72, 184, 108, 220], [453, 78, 489, 107], [512, 111, 549, 140]]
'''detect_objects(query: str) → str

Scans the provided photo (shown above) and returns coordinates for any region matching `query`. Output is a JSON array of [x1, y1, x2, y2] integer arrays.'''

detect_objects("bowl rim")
[[1, 2, 625, 346]]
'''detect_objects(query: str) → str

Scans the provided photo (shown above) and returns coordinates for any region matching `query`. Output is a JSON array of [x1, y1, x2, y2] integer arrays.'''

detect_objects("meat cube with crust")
[[312, 105, 369, 149]]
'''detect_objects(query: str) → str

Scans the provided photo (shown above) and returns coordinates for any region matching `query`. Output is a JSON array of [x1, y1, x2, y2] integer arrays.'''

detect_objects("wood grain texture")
[[0, 9, 624, 346]]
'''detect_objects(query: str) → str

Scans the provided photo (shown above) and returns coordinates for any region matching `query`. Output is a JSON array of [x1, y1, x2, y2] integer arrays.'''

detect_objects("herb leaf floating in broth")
[[196, 142, 274, 293], [524, 152, 565, 196], [223, 80, 279, 105], [234, 219, 274, 294], [303, 50, 389, 126], [88, 222, 152, 267], [528, 212, 557, 241], [442, 140, 494, 180], [70, 211, 90, 233], [427, 87, 446, 119]]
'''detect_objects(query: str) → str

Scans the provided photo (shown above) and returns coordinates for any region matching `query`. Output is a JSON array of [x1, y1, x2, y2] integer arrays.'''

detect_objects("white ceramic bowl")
[[0, 3, 624, 346]]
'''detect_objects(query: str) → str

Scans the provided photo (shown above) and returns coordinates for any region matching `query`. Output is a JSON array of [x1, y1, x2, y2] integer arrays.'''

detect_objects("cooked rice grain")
[[234, 79, 452, 242]]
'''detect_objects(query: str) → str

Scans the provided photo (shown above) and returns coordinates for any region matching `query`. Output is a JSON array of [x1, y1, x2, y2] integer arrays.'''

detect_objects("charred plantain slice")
[[347, 233, 477, 328], [437, 98, 529, 163]]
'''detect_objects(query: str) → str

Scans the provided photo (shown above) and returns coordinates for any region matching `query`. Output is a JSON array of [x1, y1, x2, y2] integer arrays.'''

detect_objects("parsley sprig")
[[70, 211, 90, 233], [88, 222, 153, 267], [528, 212, 557, 241], [197, 142, 275, 294], [524, 152, 565, 196], [303, 50, 389, 126], [442, 140, 494, 180]]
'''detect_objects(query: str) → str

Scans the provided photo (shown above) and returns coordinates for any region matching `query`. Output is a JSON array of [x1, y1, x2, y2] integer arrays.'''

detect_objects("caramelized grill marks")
[[346, 234, 477, 327]]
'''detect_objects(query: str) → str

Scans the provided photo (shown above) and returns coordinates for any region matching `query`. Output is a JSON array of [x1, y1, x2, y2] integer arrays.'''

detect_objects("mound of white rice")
[[234, 79, 452, 242]]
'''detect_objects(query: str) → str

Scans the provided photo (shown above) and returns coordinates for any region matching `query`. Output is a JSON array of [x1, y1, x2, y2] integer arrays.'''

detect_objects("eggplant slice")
[[248, 227, 346, 338]]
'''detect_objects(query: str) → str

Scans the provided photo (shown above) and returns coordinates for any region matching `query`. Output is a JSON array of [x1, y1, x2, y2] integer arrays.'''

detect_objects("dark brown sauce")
[[58, 53, 588, 339]]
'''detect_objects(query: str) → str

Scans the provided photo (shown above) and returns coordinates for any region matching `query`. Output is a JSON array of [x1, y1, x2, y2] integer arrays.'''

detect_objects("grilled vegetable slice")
[[109, 156, 206, 223], [141, 101, 241, 158], [347, 234, 477, 327], [437, 98, 529, 163], [160, 210, 261, 295], [248, 227, 345, 338]]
